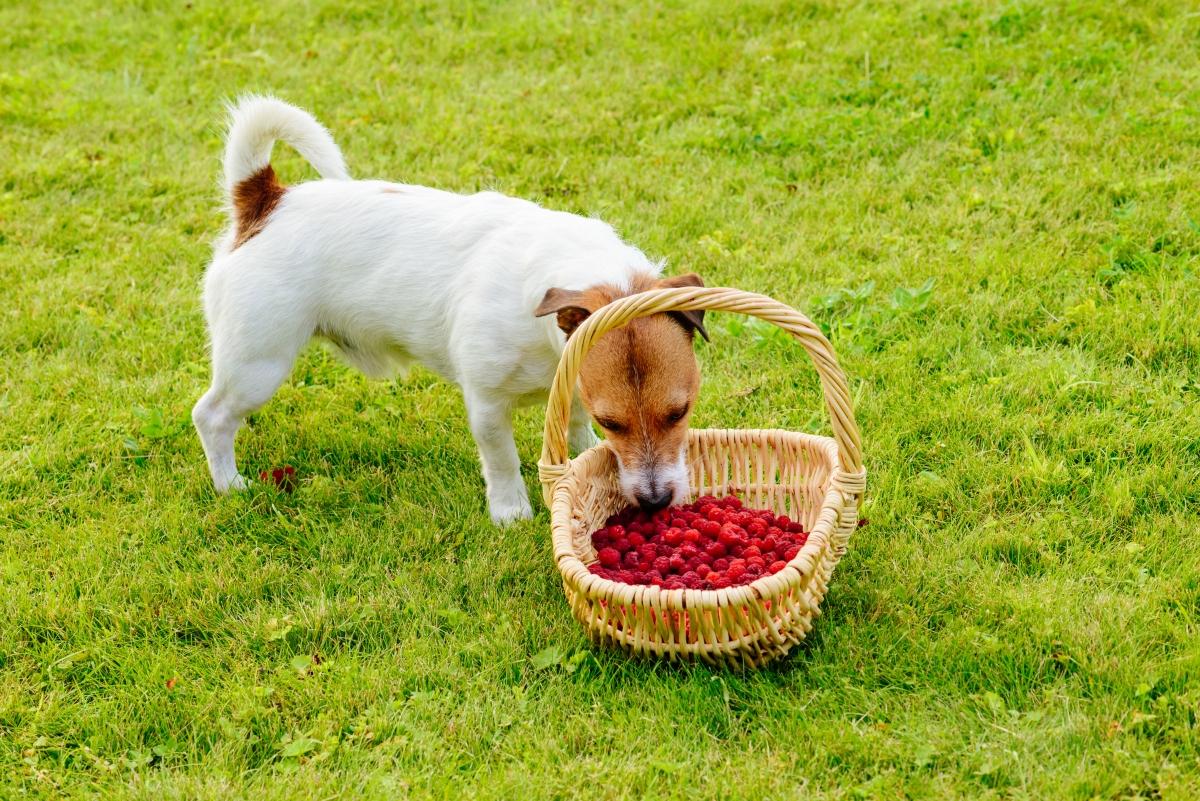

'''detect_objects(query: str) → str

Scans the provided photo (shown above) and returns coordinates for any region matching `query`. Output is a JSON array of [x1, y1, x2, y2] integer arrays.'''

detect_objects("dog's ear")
[[656, 273, 709, 342], [535, 287, 593, 338]]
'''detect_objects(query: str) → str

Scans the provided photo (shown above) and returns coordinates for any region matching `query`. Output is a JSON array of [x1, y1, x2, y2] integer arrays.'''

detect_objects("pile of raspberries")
[[587, 494, 808, 590]]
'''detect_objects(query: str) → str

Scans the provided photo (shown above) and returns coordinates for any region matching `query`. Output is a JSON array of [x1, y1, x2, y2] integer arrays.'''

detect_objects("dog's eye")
[[596, 418, 626, 435], [665, 405, 690, 424]]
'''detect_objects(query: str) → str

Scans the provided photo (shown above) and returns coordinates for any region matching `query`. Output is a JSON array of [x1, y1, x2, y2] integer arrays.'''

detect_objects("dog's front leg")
[[464, 391, 532, 525], [568, 395, 600, 454]]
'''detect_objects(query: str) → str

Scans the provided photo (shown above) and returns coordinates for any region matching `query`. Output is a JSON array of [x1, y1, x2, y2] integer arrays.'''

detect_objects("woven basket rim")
[[550, 427, 846, 611]]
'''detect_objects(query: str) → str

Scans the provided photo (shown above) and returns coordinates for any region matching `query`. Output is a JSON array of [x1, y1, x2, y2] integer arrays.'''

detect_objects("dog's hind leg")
[[463, 390, 532, 525], [193, 332, 306, 493]]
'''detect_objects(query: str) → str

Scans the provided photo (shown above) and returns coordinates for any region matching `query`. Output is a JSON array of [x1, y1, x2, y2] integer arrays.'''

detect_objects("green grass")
[[2, 0, 1199, 797]]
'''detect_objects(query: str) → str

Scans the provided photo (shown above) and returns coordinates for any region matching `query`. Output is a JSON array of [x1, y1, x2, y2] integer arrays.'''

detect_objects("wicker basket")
[[537, 286, 866, 667]]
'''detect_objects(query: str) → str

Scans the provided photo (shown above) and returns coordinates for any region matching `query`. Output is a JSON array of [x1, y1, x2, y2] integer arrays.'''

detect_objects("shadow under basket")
[[538, 287, 866, 668]]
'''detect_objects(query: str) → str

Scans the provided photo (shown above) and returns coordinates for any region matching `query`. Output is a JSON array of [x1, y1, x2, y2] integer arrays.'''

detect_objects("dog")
[[193, 97, 708, 524]]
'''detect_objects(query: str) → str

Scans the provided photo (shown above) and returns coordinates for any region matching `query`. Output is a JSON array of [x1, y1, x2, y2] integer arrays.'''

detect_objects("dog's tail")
[[221, 96, 349, 247], [223, 95, 349, 199]]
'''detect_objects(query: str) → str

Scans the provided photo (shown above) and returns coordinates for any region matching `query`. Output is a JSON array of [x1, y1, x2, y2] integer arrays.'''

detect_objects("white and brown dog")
[[193, 97, 707, 524]]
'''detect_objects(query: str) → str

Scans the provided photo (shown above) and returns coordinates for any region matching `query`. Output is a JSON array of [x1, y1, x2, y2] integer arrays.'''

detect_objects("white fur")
[[194, 97, 657, 523]]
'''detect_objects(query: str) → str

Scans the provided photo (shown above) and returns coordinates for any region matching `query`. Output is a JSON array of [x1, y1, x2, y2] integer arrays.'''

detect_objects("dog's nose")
[[635, 488, 674, 513]]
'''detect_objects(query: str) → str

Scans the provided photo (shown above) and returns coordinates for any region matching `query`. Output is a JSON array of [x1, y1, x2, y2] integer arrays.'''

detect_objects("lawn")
[[2, 0, 1199, 798]]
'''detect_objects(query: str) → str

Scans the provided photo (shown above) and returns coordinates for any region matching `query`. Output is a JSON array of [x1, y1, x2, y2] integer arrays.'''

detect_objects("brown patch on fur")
[[231, 165, 286, 249]]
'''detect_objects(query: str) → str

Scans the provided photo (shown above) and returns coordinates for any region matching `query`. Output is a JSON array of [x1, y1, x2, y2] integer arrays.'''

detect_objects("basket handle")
[[538, 286, 864, 504]]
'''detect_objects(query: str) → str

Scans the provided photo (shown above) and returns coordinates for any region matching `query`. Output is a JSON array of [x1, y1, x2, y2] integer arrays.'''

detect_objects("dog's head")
[[536, 273, 708, 512]]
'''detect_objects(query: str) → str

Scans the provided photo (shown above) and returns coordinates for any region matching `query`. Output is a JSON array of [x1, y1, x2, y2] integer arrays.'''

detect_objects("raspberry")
[[588, 495, 804, 589]]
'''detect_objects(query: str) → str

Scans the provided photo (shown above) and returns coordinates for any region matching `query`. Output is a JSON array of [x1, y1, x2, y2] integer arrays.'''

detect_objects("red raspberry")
[[762, 535, 778, 553], [788, 521, 805, 534], [683, 528, 701, 544], [700, 504, 718, 519], [767, 526, 785, 540], [609, 525, 626, 539], [718, 525, 740, 546], [625, 551, 642, 569], [696, 564, 711, 578], [669, 554, 687, 573], [783, 546, 800, 561], [680, 571, 701, 589], [671, 517, 688, 530], [777, 515, 791, 528], [746, 556, 766, 570], [664, 578, 684, 590], [653, 556, 671, 574], [705, 541, 726, 559], [686, 556, 705, 572], [710, 574, 731, 589], [663, 528, 684, 546], [769, 560, 787, 574], [613, 538, 631, 553], [700, 520, 721, 537], [628, 532, 646, 548], [723, 496, 743, 509], [597, 548, 620, 568], [727, 561, 747, 580], [743, 546, 762, 559], [713, 558, 730, 572], [747, 520, 767, 537]]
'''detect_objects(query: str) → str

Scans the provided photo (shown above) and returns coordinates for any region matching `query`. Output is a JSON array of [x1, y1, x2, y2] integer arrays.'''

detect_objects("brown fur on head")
[[535, 272, 707, 511]]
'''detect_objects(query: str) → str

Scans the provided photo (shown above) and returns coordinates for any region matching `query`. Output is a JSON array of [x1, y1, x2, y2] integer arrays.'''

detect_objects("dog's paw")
[[489, 494, 533, 526], [214, 473, 249, 494]]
